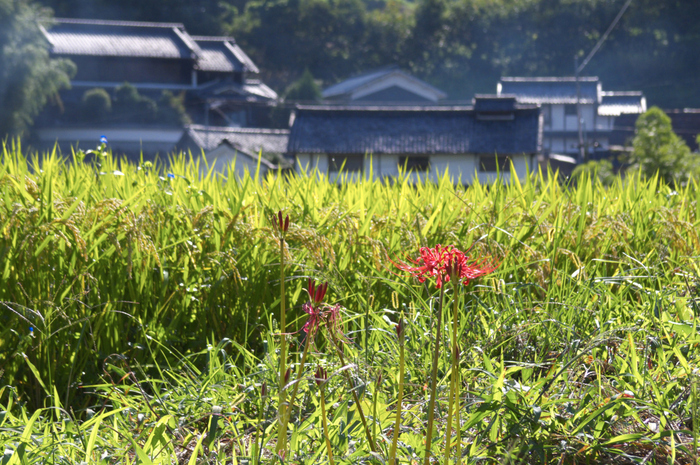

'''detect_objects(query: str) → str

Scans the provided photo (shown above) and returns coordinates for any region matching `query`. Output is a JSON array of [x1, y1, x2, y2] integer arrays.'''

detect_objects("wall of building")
[[70, 56, 193, 86], [294, 152, 534, 184], [551, 105, 565, 131]]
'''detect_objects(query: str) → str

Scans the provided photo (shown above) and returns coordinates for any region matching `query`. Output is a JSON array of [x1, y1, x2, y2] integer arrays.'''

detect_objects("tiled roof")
[[42, 18, 201, 59], [499, 77, 601, 104], [288, 103, 541, 155], [184, 125, 289, 154], [192, 36, 259, 74], [598, 91, 646, 116], [322, 66, 447, 101]]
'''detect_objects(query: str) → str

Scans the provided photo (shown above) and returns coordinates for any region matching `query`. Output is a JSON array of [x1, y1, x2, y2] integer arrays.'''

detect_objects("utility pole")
[[575, 56, 586, 164]]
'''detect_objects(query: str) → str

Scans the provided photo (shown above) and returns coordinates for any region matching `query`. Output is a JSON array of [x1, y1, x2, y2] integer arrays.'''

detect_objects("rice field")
[[1, 141, 699, 463]]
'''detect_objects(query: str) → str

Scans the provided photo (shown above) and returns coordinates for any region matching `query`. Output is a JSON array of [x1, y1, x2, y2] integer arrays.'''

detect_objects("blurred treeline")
[[38, 0, 700, 107]]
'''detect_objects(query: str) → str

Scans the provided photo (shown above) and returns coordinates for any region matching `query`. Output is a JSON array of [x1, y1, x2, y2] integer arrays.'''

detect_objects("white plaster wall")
[[294, 153, 329, 174], [199, 150, 270, 179], [596, 115, 611, 130], [581, 105, 595, 128], [427, 154, 475, 184], [550, 138, 565, 153], [551, 105, 565, 131], [295, 154, 312, 172], [315, 154, 329, 173]]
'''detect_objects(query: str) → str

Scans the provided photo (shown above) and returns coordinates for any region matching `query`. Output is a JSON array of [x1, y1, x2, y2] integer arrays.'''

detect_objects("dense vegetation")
[[39, 0, 700, 107], [1, 144, 700, 462]]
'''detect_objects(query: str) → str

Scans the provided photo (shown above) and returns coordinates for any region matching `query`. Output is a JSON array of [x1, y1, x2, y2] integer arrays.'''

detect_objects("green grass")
[[1, 141, 700, 463]]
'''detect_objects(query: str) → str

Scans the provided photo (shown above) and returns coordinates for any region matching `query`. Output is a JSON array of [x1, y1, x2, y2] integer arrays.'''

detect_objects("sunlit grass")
[[1, 142, 700, 463]]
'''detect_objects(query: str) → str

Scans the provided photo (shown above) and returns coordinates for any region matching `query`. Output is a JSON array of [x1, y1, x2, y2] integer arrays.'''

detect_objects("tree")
[[81, 88, 111, 121], [284, 68, 321, 102], [629, 106, 697, 184], [0, 0, 75, 137]]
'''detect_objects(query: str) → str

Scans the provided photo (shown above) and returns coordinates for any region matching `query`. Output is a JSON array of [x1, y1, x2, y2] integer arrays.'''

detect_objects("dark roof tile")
[[288, 104, 541, 155]]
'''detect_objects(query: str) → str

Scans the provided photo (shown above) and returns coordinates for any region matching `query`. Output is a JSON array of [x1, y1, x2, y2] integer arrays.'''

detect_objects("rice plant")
[[1, 142, 699, 463]]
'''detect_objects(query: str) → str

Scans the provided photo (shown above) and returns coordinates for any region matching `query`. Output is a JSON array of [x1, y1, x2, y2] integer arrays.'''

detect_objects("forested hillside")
[[39, 0, 700, 107]]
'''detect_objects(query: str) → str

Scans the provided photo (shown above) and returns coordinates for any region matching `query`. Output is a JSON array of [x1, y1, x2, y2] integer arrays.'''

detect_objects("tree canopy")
[[0, 0, 74, 137], [33, 0, 700, 107], [629, 107, 697, 185]]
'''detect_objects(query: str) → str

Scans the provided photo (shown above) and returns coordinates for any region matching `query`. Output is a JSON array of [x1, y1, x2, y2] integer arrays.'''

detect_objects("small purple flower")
[[167, 173, 175, 179], [100, 135, 108, 144]]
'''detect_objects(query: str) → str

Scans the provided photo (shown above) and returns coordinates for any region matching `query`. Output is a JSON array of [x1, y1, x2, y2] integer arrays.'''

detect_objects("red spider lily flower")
[[324, 304, 351, 343], [301, 302, 323, 340], [393, 244, 496, 288], [307, 279, 328, 304]]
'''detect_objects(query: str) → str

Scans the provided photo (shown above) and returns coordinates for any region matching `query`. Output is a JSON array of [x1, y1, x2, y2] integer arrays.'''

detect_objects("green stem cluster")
[[423, 286, 445, 465]]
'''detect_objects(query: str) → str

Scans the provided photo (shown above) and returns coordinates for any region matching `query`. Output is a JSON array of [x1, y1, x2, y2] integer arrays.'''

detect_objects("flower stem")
[[331, 332, 378, 453], [423, 286, 445, 465], [389, 330, 405, 464], [319, 384, 335, 465], [444, 278, 461, 464], [276, 236, 288, 453], [282, 331, 312, 434]]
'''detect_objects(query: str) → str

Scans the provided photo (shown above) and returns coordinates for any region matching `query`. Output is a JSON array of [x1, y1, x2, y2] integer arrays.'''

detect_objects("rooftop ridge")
[[191, 36, 236, 42], [601, 90, 644, 96], [187, 125, 290, 134], [500, 76, 599, 82], [52, 18, 186, 29]]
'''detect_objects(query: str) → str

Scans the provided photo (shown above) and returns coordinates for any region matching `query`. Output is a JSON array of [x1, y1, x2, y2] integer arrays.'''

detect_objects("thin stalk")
[[423, 286, 445, 465], [255, 385, 266, 465], [283, 332, 313, 432], [276, 236, 288, 453], [445, 276, 461, 464], [319, 384, 335, 465], [331, 332, 378, 453], [389, 330, 405, 464]]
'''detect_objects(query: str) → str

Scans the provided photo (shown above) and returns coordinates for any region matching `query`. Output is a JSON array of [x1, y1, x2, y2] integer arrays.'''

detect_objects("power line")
[[577, 0, 634, 74]]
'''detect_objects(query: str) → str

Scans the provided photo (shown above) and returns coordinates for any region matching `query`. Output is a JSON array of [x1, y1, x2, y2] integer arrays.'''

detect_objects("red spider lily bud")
[[454, 344, 460, 361], [308, 279, 315, 300], [284, 367, 292, 384], [315, 366, 327, 386], [261, 381, 267, 397], [376, 372, 382, 387], [315, 282, 328, 303], [396, 317, 404, 339], [274, 211, 289, 233]]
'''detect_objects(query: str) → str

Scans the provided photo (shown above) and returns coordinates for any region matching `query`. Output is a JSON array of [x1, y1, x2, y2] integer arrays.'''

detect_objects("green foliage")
[[81, 83, 191, 126], [571, 159, 615, 186], [1, 146, 700, 461], [284, 68, 322, 102], [25, 0, 700, 107], [630, 106, 697, 185], [113, 82, 157, 123], [0, 0, 75, 136], [81, 87, 112, 120], [158, 90, 191, 125]]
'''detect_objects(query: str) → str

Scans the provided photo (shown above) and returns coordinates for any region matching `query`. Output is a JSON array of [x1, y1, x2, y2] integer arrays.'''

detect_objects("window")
[[564, 104, 578, 116], [479, 155, 512, 172], [329, 154, 363, 172], [398, 156, 430, 172]]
